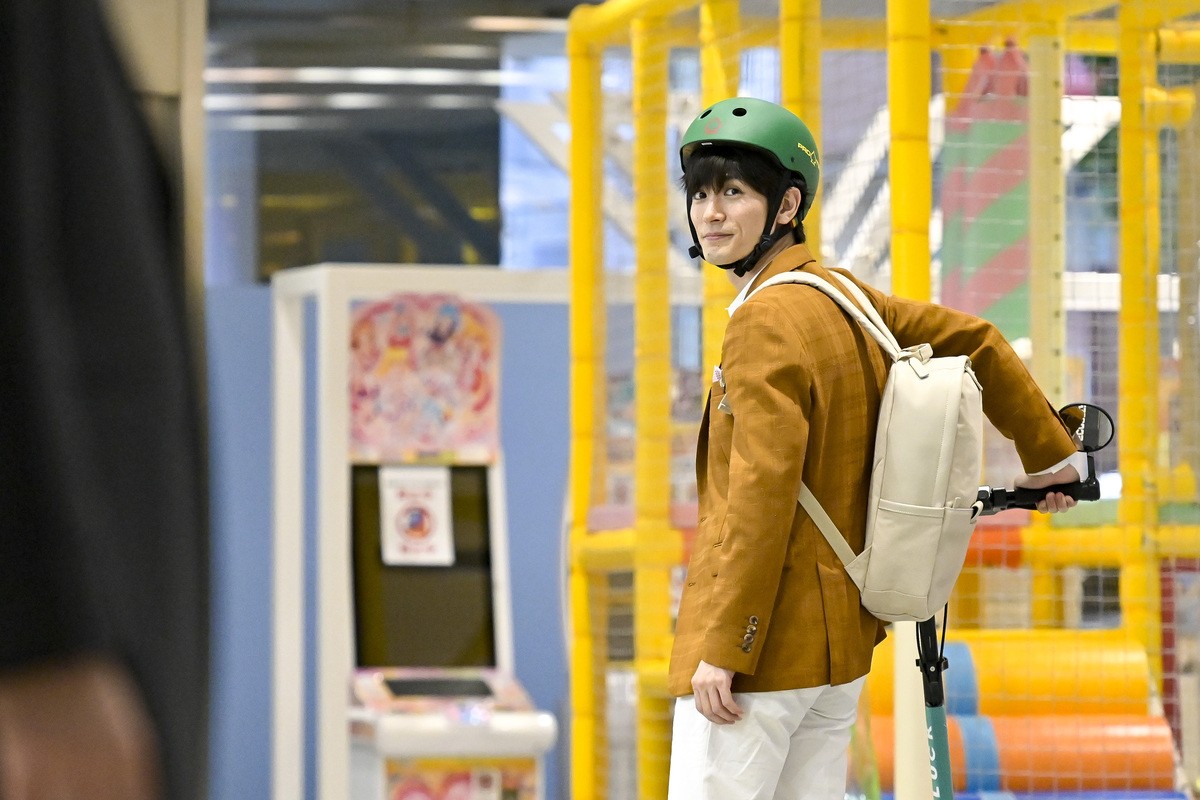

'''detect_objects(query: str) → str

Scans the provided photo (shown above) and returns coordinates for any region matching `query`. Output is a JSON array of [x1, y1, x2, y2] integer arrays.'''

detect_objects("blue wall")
[[206, 284, 570, 800], [207, 285, 273, 800], [494, 301, 571, 800]]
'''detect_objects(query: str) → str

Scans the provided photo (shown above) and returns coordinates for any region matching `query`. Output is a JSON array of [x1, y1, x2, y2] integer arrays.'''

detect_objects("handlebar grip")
[[1008, 479, 1101, 509]]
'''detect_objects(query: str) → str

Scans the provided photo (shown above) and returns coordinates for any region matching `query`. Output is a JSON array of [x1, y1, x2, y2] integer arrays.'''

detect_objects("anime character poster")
[[386, 760, 534, 800], [378, 465, 454, 567], [350, 294, 500, 463]]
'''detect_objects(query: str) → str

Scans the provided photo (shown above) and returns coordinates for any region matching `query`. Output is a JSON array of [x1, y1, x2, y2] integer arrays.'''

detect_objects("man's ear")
[[775, 186, 803, 226]]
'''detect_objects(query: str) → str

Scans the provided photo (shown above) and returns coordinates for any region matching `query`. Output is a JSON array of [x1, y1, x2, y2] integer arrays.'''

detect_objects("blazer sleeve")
[[701, 298, 811, 675], [833, 268, 1077, 473]]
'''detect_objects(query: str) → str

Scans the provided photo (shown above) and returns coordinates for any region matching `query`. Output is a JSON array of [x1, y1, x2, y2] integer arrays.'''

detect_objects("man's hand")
[[0, 657, 161, 800], [690, 660, 743, 725], [1015, 463, 1080, 514]]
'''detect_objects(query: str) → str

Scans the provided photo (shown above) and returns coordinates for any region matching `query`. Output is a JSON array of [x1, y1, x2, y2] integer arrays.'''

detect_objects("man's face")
[[689, 178, 769, 265]]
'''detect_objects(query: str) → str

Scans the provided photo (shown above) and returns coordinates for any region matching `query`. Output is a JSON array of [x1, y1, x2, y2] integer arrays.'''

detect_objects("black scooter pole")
[[915, 614, 954, 798]]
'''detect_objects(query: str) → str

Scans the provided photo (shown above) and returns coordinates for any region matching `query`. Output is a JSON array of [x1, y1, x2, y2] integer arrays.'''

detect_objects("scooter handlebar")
[[976, 475, 1101, 515], [1006, 479, 1101, 507]]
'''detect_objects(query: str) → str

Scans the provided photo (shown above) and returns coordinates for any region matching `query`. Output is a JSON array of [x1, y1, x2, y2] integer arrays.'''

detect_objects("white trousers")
[[667, 677, 865, 800]]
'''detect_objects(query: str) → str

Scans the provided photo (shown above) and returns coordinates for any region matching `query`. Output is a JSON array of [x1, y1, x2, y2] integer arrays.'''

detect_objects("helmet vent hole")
[[699, 110, 711, 118], [732, 107, 747, 116]]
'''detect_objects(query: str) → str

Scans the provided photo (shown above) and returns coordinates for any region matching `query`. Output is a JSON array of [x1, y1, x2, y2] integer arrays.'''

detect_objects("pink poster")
[[350, 293, 500, 463]]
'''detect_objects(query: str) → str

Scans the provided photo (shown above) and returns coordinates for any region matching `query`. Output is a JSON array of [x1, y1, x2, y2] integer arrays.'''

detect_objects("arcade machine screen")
[[350, 464, 497, 670]]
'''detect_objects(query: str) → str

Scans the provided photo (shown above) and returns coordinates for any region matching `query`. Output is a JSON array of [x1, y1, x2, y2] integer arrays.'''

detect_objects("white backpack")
[[746, 270, 984, 622]]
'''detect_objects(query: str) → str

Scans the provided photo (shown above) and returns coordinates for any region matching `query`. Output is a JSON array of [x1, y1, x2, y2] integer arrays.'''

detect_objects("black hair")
[[680, 144, 808, 243]]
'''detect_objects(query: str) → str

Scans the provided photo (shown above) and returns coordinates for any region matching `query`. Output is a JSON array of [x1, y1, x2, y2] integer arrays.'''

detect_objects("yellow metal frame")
[[566, 1, 1200, 797], [1179, 87, 1200, 489], [565, 15, 603, 797], [699, 0, 741, 379], [887, 0, 931, 301]]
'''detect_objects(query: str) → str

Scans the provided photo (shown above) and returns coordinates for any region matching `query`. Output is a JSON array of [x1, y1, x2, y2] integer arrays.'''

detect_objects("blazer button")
[[747, 624, 758, 634], [741, 644, 752, 653], [743, 633, 753, 643], [749, 616, 759, 625]]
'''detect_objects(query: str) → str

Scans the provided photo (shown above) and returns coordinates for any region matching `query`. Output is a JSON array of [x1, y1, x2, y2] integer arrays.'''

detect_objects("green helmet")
[[679, 97, 820, 220]]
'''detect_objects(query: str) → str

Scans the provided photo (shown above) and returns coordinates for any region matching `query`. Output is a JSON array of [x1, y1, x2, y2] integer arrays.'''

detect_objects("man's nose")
[[701, 199, 725, 221]]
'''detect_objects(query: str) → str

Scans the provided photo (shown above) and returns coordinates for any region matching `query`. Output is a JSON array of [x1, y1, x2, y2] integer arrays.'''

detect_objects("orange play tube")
[[991, 715, 1176, 791], [868, 714, 1175, 791], [867, 631, 1151, 717], [964, 524, 1024, 568]]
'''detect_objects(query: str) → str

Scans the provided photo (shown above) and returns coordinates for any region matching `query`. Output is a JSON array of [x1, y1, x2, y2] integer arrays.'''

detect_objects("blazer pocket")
[[685, 544, 707, 587]]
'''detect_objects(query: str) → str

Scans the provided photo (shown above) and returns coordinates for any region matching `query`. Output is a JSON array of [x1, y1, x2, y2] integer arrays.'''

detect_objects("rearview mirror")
[[1057, 403, 1114, 453]]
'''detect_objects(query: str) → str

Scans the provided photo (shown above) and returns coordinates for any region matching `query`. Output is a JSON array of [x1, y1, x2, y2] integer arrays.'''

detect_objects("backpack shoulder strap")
[[828, 272, 897, 350], [798, 483, 857, 569]]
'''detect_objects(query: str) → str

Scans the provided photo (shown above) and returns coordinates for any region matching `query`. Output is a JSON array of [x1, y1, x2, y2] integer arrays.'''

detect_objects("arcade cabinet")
[[271, 267, 558, 800]]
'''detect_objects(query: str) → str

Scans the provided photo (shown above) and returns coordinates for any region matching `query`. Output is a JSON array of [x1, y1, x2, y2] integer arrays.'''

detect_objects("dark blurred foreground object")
[[0, 1, 209, 799]]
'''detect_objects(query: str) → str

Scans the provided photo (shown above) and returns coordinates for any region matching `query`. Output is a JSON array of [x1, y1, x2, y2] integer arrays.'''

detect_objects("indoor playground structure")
[[560, 1, 1200, 799]]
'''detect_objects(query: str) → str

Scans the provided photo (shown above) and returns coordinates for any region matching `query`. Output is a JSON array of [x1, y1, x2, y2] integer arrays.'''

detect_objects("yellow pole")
[[567, 8, 604, 797], [888, 0, 932, 301], [1178, 87, 1200, 493], [1028, 32, 1067, 407], [632, 11, 670, 542], [1027, 31, 1069, 627], [1120, 552, 1162, 691], [1158, 0, 1200, 24], [699, 0, 741, 379], [631, 13, 677, 799], [1148, 80, 1196, 498], [949, 0, 1115, 29], [1116, 3, 1162, 685], [700, 0, 740, 105], [887, 9, 934, 800], [572, 0, 701, 45], [1027, 517, 1064, 625], [1064, 20, 1117, 54], [779, 0, 822, 255], [1146, 86, 1197, 130], [1159, 28, 1200, 63]]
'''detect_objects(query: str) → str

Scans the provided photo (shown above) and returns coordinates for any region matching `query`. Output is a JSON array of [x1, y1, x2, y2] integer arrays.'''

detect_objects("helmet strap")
[[723, 227, 792, 276]]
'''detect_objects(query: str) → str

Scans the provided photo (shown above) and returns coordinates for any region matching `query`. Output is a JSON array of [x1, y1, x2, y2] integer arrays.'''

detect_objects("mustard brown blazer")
[[667, 244, 1078, 697]]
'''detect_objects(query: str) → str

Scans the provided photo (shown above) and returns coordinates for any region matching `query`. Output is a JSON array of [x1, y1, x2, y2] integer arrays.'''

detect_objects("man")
[[0, 2, 209, 799], [666, 97, 1082, 800]]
